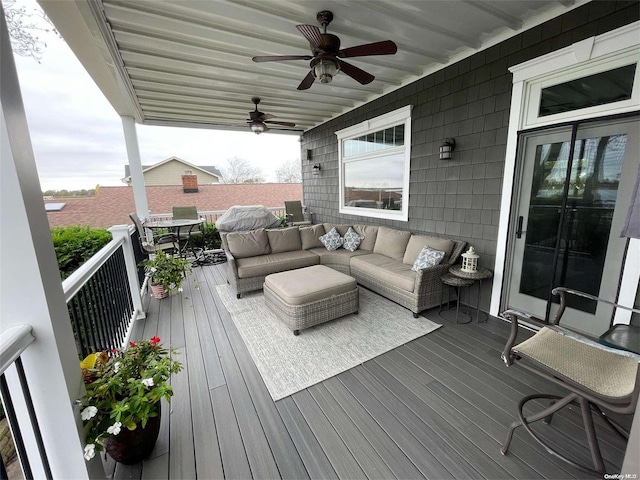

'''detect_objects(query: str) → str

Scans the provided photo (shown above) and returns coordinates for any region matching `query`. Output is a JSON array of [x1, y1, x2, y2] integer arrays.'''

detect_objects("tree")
[[3, 0, 58, 62], [275, 158, 302, 183], [221, 157, 264, 184]]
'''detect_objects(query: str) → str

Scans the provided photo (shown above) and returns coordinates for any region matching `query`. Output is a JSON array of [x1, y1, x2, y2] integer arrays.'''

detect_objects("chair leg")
[[502, 393, 606, 476], [591, 404, 629, 440], [579, 397, 605, 474]]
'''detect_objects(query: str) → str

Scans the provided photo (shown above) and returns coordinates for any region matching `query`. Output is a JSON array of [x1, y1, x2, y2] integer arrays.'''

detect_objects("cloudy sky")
[[11, 0, 301, 191]]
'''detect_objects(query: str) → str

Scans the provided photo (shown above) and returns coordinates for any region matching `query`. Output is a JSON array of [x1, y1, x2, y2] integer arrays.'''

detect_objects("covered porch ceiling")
[[39, 0, 579, 135]]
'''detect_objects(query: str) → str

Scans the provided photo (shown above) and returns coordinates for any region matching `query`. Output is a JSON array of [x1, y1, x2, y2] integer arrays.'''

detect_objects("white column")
[[108, 225, 146, 319], [121, 115, 149, 221], [0, 8, 103, 479]]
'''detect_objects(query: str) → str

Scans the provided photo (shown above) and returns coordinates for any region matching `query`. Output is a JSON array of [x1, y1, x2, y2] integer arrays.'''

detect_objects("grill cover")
[[216, 205, 281, 232]]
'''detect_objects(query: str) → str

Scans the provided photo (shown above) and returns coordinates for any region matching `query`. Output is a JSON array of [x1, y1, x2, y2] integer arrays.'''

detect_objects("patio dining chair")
[[129, 212, 177, 255], [501, 287, 640, 475], [284, 200, 312, 226]]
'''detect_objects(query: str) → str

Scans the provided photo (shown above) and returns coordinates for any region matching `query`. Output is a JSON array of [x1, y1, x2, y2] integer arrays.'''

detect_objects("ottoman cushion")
[[265, 265, 357, 305]]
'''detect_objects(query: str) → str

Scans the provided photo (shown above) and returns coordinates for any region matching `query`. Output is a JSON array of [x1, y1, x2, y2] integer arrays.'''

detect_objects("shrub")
[[51, 226, 112, 279], [189, 222, 222, 250]]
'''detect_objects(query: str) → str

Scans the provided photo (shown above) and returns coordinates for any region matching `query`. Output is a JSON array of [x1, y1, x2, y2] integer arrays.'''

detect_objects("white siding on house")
[[143, 159, 220, 185]]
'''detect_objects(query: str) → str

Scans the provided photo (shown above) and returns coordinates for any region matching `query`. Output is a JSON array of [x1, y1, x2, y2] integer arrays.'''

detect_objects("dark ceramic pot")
[[103, 404, 161, 465]]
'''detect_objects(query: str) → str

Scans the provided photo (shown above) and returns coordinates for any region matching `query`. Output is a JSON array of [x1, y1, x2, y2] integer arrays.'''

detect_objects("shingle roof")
[[123, 164, 223, 179], [45, 183, 302, 228]]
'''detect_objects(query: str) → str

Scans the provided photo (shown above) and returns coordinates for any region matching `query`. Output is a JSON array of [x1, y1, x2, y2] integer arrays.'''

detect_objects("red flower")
[[129, 341, 136, 347], [111, 348, 117, 354], [150, 336, 161, 345]]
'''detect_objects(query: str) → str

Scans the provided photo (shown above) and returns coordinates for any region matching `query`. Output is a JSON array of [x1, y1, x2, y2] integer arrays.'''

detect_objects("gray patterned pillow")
[[319, 227, 343, 251], [343, 227, 364, 252], [411, 246, 445, 271]]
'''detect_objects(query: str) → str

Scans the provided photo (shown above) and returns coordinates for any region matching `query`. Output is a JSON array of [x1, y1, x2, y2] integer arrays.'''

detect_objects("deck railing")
[[62, 225, 143, 358], [0, 325, 51, 480]]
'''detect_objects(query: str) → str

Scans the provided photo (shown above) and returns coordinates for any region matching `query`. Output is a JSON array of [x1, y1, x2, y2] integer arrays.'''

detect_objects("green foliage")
[[278, 215, 287, 227], [80, 337, 183, 458], [189, 222, 222, 250], [138, 250, 192, 294], [51, 226, 111, 279]]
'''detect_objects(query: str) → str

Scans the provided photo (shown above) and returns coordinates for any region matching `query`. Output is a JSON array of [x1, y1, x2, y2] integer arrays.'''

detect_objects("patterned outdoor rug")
[[216, 284, 441, 401]]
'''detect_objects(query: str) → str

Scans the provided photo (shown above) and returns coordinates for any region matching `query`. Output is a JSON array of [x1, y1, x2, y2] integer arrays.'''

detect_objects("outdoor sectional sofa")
[[221, 224, 466, 318]]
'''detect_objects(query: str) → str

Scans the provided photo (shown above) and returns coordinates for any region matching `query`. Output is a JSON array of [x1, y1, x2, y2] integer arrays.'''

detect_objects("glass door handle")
[[516, 216, 525, 239]]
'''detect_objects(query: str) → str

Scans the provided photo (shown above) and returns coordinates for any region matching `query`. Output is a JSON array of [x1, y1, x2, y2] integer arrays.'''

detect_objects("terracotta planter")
[[103, 405, 161, 465], [150, 283, 168, 299]]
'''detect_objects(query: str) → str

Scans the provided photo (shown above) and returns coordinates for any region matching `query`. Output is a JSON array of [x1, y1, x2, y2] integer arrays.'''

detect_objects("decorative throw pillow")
[[343, 227, 364, 252], [411, 246, 445, 271], [319, 227, 343, 251]]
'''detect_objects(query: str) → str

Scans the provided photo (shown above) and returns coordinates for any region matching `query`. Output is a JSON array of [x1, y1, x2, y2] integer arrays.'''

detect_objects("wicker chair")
[[501, 287, 640, 475]]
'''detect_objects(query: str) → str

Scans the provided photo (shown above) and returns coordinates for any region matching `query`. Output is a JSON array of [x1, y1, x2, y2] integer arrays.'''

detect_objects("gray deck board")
[[275, 397, 338, 480], [116, 263, 629, 479]]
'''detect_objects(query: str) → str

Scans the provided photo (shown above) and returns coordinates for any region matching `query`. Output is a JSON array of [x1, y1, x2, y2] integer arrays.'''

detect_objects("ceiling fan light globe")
[[250, 122, 265, 134], [313, 59, 339, 84]]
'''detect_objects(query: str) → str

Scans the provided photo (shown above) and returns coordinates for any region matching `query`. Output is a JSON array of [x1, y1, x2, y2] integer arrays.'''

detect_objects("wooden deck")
[[107, 262, 630, 479]]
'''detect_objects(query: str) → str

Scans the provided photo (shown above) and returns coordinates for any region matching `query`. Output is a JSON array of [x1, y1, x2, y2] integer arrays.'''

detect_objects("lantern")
[[461, 246, 479, 273]]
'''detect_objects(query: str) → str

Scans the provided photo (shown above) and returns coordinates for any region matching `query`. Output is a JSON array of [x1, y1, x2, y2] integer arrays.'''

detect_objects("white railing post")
[[109, 225, 146, 319]]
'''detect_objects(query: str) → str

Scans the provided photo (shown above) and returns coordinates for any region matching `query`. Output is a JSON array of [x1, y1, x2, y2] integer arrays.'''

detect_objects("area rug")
[[216, 285, 441, 401]]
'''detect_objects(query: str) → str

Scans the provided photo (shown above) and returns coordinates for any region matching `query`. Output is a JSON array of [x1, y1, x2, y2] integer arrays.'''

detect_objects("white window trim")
[[336, 105, 412, 221], [491, 21, 640, 320]]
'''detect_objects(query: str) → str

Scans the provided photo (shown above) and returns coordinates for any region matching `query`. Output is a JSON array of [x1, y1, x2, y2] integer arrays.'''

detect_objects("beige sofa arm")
[[414, 263, 451, 293]]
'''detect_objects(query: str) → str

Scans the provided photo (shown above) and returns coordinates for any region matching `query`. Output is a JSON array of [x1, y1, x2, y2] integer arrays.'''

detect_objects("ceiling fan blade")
[[264, 120, 296, 127], [296, 24, 324, 49], [338, 40, 398, 58], [252, 55, 312, 62], [258, 113, 275, 121], [297, 71, 316, 90], [337, 59, 375, 85]]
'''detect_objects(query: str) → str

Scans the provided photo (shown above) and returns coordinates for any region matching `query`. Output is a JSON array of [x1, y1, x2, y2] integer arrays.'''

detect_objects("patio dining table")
[[146, 218, 204, 260]]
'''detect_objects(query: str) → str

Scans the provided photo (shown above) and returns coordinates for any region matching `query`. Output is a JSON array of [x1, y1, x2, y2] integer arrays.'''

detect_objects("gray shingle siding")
[[300, 1, 639, 310]]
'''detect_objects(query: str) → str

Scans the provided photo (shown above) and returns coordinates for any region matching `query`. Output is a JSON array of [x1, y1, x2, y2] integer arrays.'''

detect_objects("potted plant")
[[139, 250, 192, 299], [79, 337, 183, 464]]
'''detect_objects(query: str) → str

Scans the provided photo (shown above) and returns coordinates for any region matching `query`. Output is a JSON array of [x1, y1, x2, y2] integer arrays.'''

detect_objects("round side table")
[[448, 265, 493, 323], [439, 273, 474, 324]]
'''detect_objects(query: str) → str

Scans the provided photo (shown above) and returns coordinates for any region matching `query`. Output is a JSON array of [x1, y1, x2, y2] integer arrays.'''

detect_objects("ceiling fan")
[[252, 10, 397, 90], [243, 97, 296, 134]]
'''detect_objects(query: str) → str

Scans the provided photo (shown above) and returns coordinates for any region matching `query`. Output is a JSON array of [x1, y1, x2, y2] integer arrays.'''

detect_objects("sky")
[[10, 0, 301, 191]]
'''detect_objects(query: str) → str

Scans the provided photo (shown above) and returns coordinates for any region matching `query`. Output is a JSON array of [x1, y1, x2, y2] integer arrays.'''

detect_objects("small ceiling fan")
[[243, 97, 296, 134], [252, 10, 397, 90]]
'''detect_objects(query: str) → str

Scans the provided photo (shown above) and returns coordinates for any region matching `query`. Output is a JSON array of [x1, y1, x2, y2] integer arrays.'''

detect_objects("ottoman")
[[264, 265, 359, 335]]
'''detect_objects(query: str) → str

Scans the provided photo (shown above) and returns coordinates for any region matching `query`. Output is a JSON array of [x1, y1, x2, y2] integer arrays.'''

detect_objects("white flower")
[[178, 287, 183, 292], [142, 377, 154, 387], [107, 422, 122, 435], [150, 267, 157, 273], [81, 406, 98, 421], [84, 443, 96, 461], [114, 361, 121, 373]]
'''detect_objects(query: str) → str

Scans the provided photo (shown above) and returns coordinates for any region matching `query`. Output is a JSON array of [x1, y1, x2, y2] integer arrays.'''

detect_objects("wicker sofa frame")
[[222, 227, 466, 318]]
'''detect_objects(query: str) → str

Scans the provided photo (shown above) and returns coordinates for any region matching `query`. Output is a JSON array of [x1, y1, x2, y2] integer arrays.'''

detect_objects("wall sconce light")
[[305, 149, 313, 161], [439, 138, 456, 160], [312, 164, 321, 176]]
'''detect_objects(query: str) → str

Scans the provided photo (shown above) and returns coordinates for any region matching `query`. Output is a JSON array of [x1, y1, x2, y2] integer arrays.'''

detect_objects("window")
[[336, 106, 412, 221]]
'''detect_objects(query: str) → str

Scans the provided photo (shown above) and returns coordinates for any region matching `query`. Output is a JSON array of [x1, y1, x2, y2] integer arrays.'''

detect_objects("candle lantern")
[[461, 246, 479, 273]]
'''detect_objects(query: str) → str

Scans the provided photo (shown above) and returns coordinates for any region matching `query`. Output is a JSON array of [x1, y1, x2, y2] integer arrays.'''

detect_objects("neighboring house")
[[121, 156, 222, 185], [44, 182, 302, 228]]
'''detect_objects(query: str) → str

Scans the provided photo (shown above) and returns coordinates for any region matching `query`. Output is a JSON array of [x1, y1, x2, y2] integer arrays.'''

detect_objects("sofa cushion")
[[323, 223, 352, 236], [319, 227, 344, 251], [309, 247, 371, 267], [226, 228, 270, 258], [265, 265, 357, 305], [352, 225, 379, 251], [403, 235, 455, 265], [343, 227, 364, 252], [299, 224, 325, 250], [373, 226, 411, 261], [267, 227, 302, 254], [411, 246, 446, 271], [235, 250, 319, 278], [351, 254, 416, 292]]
